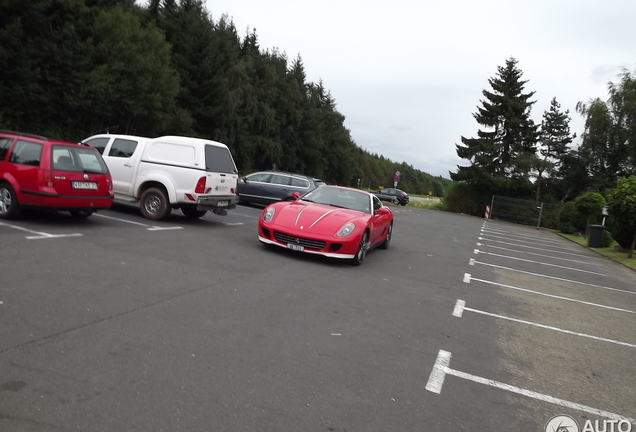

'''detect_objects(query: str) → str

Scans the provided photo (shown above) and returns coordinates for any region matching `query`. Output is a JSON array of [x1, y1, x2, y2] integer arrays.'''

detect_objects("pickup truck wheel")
[[0, 183, 20, 220], [181, 206, 207, 218], [140, 187, 171, 221]]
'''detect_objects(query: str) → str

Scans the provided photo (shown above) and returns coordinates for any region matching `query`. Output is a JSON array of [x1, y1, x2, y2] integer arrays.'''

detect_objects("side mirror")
[[375, 207, 390, 216], [291, 192, 301, 200]]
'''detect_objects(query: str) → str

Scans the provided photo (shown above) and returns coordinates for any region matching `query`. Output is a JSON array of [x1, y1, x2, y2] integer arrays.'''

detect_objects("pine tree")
[[535, 97, 575, 201], [452, 57, 538, 194]]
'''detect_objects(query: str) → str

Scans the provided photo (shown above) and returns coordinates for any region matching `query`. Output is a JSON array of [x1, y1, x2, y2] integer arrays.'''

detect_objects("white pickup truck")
[[81, 134, 239, 220]]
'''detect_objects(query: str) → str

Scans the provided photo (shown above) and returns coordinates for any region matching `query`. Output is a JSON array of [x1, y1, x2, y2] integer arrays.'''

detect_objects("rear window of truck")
[[205, 145, 237, 174]]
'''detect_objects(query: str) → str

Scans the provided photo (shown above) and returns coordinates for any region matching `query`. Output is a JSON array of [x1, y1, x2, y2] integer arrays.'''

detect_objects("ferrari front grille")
[[273, 231, 326, 251]]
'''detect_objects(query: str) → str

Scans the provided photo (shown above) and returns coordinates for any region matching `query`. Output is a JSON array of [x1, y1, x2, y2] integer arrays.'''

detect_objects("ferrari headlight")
[[263, 207, 276, 222], [336, 222, 355, 237]]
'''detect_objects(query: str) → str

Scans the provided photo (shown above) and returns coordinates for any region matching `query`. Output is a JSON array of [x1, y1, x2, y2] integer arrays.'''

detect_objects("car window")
[[52, 145, 109, 174], [270, 174, 290, 186], [247, 173, 271, 182], [8, 140, 42, 166], [291, 177, 309, 188], [205, 144, 237, 173], [108, 139, 138, 158], [373, 196, 383, 212], [0, 137, 12, 161], [84, 137, 110, 155]]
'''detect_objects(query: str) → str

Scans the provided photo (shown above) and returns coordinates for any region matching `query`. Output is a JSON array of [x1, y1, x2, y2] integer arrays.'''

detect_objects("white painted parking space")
[[0, 220, 82, 240], [463, 273, 636, 315], [452, 299, 636, 349], [477, 236, 591, 257], [471, 259, 636, 296], [94, 213, 183, 231], [473, 248, 607, 276], [480, 226, 566, 245], [476, 242, 597, 265], [478, 233, 579, 252], [425, 349, 636, 424]]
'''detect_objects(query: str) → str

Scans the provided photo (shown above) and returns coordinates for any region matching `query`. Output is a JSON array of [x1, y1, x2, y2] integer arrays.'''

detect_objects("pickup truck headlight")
[[263, 207, 276, 222], [336, 222, 355, 237]]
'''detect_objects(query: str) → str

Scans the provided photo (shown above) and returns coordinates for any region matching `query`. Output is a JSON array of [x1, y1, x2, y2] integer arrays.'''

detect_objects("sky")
[[204, 0, 635, 178]]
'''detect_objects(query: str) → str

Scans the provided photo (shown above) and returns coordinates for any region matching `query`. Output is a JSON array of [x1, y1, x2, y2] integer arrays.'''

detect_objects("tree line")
[[0, 0, 450, 196], [449, 57, 636, 255]]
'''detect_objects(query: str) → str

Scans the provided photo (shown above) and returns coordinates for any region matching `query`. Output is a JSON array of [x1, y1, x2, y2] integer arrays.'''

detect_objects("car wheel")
[[69, 209, 93, 218], [181, 206, 207, 218], [140, 187, 171, 221], [392, 197, 399, 205], [400, 201, 407, 206], [0, 183, 21, 220], [351, 231, 369, 266], [380, 222, 392, 250]]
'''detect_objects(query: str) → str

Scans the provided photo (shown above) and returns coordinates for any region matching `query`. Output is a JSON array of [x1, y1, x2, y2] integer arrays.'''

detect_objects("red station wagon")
[[0, 131, 114, 219]]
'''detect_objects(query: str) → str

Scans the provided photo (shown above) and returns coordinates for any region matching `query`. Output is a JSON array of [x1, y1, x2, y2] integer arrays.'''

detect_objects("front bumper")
[[258, 223, 359, 259], [196, 195, 238, 211]]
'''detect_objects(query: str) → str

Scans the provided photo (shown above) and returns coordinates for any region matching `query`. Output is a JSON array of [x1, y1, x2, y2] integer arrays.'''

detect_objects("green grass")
[[405, 200, 442, 210], [557, 232, 636, 270]]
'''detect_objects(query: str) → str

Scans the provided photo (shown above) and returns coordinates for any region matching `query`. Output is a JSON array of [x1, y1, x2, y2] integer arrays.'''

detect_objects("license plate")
[[287, 243, 304, 252], [71, 182, 98, 190], [217, 200, 229, 207]]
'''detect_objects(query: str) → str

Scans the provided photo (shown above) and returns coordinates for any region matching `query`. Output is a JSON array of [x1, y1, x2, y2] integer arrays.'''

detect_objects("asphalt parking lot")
[[1, 205, 634, 431]]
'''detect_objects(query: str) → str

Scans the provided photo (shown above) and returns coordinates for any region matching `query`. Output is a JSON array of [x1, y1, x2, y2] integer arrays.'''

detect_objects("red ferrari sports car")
[[258, 185, 393, 265]]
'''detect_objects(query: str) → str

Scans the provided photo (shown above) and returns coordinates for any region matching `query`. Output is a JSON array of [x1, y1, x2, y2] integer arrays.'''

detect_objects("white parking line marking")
[[223, 222, 244, 226], [0, 221, 82, 240], [476, 242, 596, 265], [464, 274, 636, 315], [425, 349, 636, 423], [478, 236, 591, 257], [230, 212, 259, 219], [473, 249, 606, 276], [470, 260, 636, 296], [479, 234, 578, 252], [95, 214, 182, 231], [453, 300, 636, 349], [480, 227, 565, 245]]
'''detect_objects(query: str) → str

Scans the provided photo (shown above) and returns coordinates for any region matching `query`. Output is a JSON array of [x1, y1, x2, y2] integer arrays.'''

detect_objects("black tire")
[[350, 231, 369, 266], [392, 197, 399, 205], [69, 209, 93, 218], [139, 187, 171, 221], [380, 222, 392, 250], [0, 183, 21, 220], [400, 201, 407, 206], [181, 206, 207, 218]]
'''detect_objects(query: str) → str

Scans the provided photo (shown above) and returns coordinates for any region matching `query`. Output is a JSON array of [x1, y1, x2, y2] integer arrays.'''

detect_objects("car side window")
[[247, 173, 271, 182], [84, 137, 110, 155], [373, 196, 383, 212], [8, 140, 42, 167], [108, 139, 138, 158], [0, 137, 12, 161], [291, 177, 309, 188], [270, 174, 291, 186]]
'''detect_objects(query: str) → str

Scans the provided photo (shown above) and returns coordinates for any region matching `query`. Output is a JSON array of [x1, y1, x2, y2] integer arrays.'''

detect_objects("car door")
[[102, 138, 140, 197], [6, 139, 43, 205], [239, 173, 271, 203], [264, 174, 292, 203], [370, 195, 390, 245]]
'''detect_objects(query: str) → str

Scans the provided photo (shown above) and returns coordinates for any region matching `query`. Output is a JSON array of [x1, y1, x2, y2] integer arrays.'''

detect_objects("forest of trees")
[[0, 0, 451, 196]]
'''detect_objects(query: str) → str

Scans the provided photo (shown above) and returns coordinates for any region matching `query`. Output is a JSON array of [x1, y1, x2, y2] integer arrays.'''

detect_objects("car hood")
[[272, 201, 369, 233]]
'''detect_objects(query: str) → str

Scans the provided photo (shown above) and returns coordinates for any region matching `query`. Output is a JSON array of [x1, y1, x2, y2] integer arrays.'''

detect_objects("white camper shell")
[[81, 134, 239, 220]]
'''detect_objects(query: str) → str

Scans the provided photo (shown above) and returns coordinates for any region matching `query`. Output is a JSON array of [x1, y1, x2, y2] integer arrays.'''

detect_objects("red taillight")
[[107, 177, 113, 192], [231, 188, 235, 194], [195, 176, 206, 194], [38, 170, 53, 188]]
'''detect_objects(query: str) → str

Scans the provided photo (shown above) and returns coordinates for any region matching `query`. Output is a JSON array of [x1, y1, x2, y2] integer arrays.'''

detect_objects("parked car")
[[258, 185, 393, 265], [371, 188, 410, 206], [81, 134, 239, 220], [0, 130, 113, 219], [237, 170, 325, 205]]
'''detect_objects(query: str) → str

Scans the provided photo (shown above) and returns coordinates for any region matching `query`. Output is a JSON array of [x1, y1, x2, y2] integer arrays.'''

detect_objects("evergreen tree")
[[535, 97, 575, 201], [451, 57, 538, 195]]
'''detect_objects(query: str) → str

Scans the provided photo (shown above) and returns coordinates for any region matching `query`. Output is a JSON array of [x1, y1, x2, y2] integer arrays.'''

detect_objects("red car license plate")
[[72, 181, 98, 190]]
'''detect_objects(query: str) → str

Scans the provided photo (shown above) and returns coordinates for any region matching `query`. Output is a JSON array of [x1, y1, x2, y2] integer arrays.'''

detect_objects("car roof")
[[254, 170, 322, 181], [0, 130, 81, 147], [321, 185, 371, 195]]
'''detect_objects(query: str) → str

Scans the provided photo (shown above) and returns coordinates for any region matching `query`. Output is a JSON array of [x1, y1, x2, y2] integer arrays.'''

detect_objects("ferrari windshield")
[[300, 186, 371, 214]]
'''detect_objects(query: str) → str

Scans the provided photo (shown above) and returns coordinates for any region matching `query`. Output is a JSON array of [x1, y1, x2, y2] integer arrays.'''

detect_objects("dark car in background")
[[371, 188, 410, 206], [237, 171, 325, 205]]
